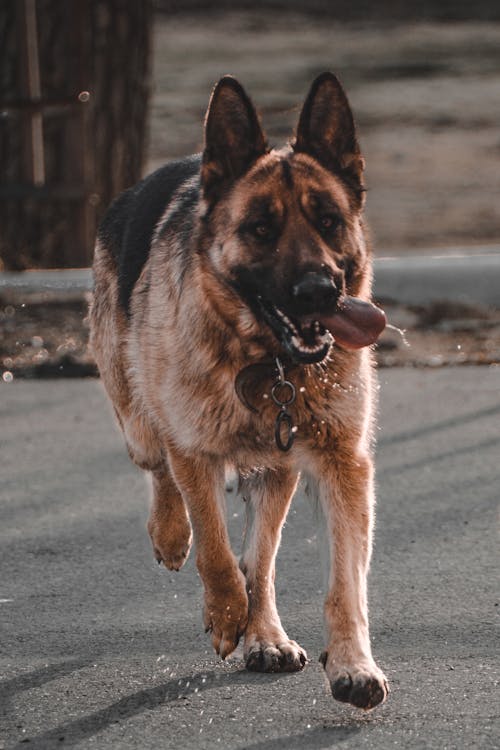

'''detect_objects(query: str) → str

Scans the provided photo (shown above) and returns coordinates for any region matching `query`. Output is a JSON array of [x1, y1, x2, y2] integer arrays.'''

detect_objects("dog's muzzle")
[[291, 272, 341, 316], [231, 266, 386, 365], [248, 270, 337, 364]]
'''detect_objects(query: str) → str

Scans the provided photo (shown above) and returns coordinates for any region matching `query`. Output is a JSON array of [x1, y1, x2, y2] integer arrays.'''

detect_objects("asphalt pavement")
[[1, 367, 499, 749]]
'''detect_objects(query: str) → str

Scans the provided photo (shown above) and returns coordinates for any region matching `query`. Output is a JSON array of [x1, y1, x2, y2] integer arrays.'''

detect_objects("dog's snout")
[[291, 272, 339, 313]]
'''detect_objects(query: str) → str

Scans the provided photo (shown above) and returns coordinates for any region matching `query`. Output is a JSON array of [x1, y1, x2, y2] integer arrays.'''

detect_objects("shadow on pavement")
[[241, 725, 360, 749], [7, 668, 350, 749]]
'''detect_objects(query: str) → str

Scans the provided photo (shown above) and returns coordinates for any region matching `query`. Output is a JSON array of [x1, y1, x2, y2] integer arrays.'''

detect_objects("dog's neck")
[[235, 355, 300, 452]]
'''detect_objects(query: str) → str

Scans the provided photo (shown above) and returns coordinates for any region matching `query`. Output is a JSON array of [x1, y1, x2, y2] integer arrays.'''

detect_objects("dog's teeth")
[[275, 307, 297, 335], [279, 309, 331, 357], [291, 335, 327, 355]]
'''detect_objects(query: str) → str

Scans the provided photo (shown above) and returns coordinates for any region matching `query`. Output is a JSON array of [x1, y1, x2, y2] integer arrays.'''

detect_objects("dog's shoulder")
[[97, 153, 202, 313]]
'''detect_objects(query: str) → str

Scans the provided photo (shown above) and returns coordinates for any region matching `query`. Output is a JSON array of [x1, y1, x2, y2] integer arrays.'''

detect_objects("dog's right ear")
[[294, 72, 364, 202], [202, 76, 268, 203]]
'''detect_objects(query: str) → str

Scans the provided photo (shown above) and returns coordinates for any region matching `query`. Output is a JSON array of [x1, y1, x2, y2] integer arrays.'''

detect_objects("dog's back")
[[97, 154, 201, 314]]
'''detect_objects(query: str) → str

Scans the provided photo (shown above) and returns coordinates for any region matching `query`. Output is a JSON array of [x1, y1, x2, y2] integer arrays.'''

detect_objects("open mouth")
[[255, 293, 387, 364], [257, 297, 333, 364], [229, 267, 386, 364]]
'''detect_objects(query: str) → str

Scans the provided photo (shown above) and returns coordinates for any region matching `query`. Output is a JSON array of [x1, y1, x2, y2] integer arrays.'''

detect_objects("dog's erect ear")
[[202, 76, 268, 202], [294, 72, 364, 197]]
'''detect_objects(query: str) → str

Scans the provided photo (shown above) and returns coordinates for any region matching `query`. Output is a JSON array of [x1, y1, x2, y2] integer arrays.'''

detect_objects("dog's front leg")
[[317, 451, 388, 709], [166, 445, 248, 659], [147, 465, 193, 571], [240, 468, 307, 672]]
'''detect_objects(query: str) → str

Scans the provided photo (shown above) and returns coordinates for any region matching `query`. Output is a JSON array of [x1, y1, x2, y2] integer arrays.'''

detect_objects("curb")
[[1, 251, 499, 307], [374, 252, 500, 307]]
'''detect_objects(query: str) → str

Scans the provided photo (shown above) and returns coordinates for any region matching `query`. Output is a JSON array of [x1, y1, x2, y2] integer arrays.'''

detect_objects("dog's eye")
[[254, 222, 272, 238], [319, 215, 341, 233], [240, 219, 277, 243]]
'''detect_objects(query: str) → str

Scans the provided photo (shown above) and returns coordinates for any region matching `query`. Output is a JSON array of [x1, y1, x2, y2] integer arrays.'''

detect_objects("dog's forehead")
[[231, 152, 351, 216]]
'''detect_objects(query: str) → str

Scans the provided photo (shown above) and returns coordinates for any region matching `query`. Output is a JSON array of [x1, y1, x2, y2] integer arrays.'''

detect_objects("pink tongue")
[[314, 296, 386, 349]]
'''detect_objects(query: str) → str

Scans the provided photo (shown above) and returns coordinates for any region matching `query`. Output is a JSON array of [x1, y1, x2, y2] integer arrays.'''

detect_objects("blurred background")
[[1, 0, 500, 270], [1, 0, 500, 376]]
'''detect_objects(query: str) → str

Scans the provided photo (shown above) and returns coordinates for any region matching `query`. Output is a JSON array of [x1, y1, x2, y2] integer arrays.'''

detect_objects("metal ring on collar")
[[271, 380, 296, 407], [275, 410, 295, 452]]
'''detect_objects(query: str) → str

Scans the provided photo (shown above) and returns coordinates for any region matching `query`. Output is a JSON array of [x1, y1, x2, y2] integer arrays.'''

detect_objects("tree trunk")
[[0, 0, 153, 270]]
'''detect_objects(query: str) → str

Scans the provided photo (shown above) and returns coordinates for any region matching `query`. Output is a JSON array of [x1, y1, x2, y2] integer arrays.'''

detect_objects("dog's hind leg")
[[147, 465, 193, 571], [165, 445, 248, 659], [240, 468, 307, 673], [316, 451, 389, 709]]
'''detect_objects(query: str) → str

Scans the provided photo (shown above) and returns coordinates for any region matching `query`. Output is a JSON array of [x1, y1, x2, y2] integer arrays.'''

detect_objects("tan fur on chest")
[[127, 273, 372, 461]]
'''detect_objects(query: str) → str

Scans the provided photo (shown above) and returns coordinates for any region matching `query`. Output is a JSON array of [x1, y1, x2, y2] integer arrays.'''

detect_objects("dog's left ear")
[[294, 72, 365, 200], [202, 76, 268, 203]]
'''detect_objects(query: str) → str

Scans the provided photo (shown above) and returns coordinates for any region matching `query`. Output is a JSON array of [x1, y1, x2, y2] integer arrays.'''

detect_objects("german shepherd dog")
[[90, 73, 388, 709]]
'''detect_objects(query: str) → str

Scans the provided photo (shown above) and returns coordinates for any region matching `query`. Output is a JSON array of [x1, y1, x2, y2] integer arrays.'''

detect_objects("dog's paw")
[[147, 514, 192, 571], [320, 652, 389, 709], [245, 636, 307, 673], [203, 573, 249, 659]]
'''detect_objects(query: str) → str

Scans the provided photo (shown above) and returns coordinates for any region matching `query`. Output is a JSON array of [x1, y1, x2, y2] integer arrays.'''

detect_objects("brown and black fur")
[[90, 73, 388, 709]]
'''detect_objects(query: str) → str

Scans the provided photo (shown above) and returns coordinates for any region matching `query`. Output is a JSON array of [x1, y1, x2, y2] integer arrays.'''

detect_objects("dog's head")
[[200, 73, 373, 365]]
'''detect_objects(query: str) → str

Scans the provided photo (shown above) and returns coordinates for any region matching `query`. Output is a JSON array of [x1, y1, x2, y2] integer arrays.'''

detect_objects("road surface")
[[1, 367, 499, 749]]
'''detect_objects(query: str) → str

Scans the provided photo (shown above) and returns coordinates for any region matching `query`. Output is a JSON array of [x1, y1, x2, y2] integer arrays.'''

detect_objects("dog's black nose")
[[291, 272, 339, 313]]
